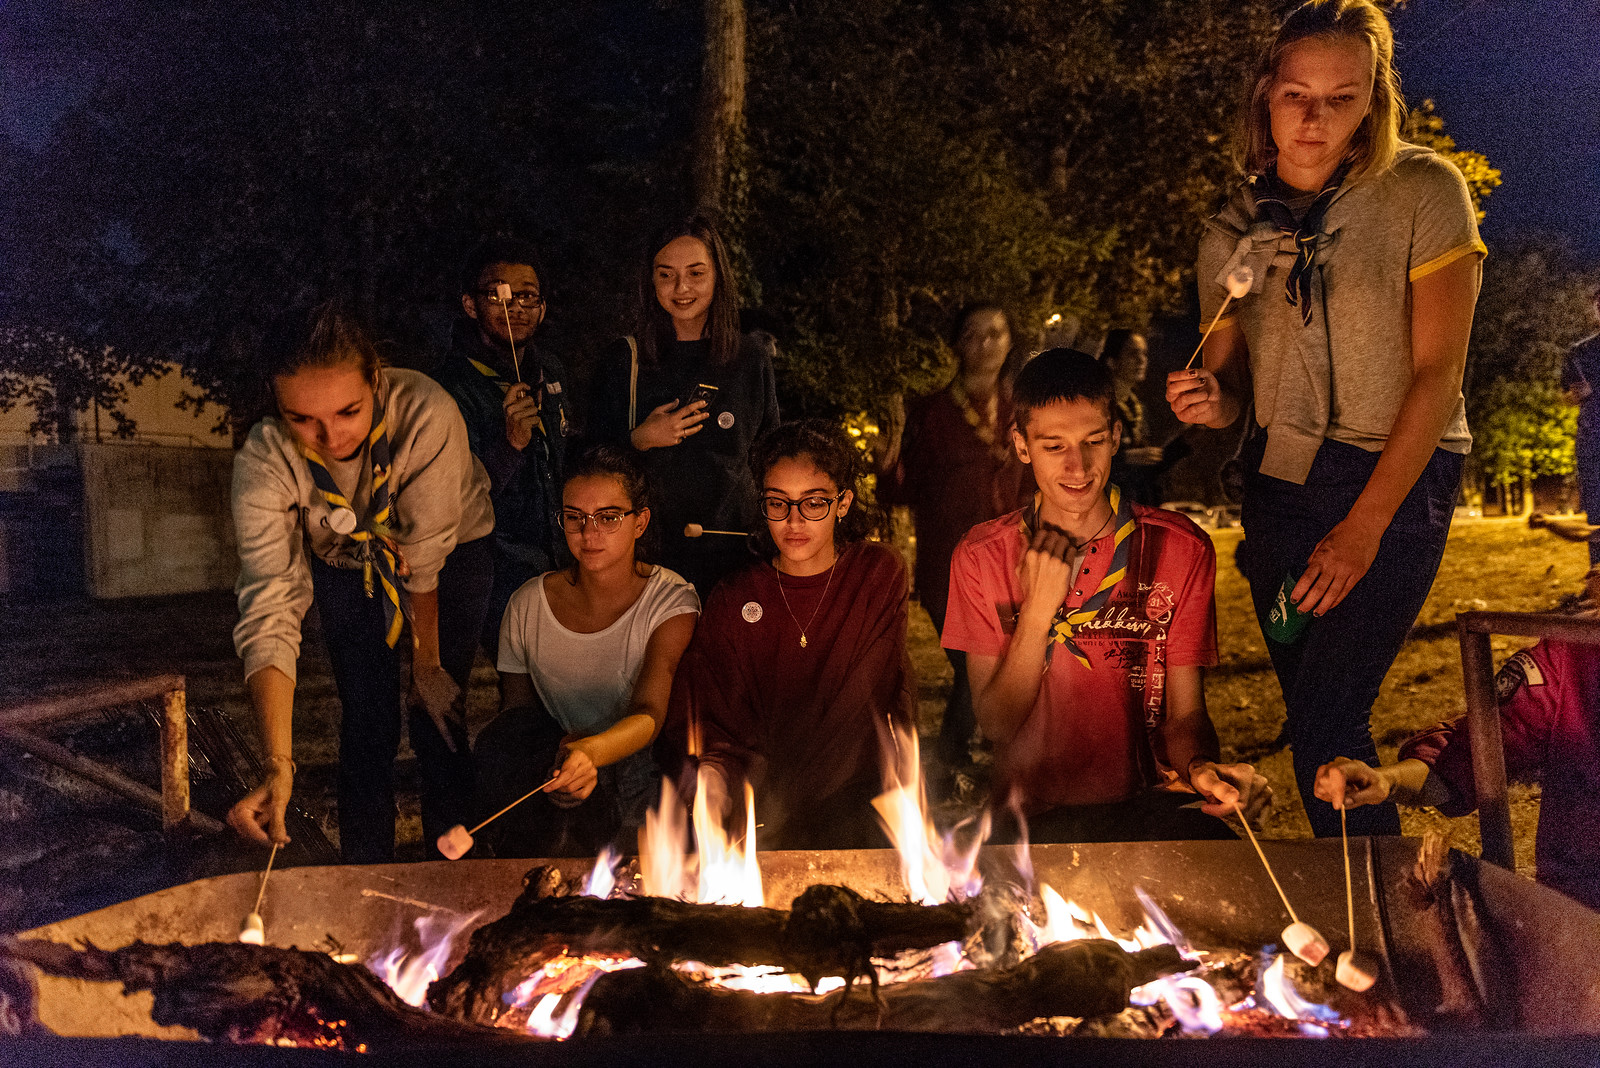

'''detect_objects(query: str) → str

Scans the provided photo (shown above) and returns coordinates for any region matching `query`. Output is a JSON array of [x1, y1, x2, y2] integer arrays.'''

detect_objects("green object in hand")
[[1264, 571, 1313, 644]]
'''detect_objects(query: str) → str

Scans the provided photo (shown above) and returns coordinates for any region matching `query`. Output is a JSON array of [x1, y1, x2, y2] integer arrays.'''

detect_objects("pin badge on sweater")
[[742, 602, 763, 623], [327, 507, 359, 535], [718, 411, 735, 429]]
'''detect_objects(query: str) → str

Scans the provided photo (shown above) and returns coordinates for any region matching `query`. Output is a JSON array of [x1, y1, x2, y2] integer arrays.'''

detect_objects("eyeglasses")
[[559, 508, 637, 534], [761, 492, 845, 523], [479, 289, 544, 310]]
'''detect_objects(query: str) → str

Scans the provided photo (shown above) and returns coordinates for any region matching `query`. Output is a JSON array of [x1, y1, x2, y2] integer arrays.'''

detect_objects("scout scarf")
[[1252, 161, 1350, 327], [1018, 483, 1136, 668], [298, 401, 410, 648], [950, 378, 1015, 466], [468, 356, 553, 445]]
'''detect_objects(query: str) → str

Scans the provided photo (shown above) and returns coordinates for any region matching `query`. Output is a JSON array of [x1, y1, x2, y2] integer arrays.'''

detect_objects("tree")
[[1402, 99, 1502, 222], [692, 0, 748, 219], [0, 326, 164, 441]]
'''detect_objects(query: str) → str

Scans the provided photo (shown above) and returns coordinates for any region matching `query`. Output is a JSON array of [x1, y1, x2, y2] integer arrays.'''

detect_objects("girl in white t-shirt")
[[476, 445, 700, 856]]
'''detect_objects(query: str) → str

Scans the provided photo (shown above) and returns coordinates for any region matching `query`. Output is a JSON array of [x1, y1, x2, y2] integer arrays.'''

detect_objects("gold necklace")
[[774, 552, 837, 649]]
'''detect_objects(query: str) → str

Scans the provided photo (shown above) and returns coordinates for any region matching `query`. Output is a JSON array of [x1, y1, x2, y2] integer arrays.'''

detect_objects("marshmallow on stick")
[[495, 282, 523, 384], [684, 523, 747, 538], [238, 841, 279, 945], [437, 773, 559, 860], [1184, 265, 1255, 370], [1235, 801, 1328, 966], [1335, 803, 1379, 991]]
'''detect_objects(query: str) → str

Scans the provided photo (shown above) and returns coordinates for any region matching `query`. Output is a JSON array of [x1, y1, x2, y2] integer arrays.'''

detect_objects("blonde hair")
[[1242, 0, 1405, 181]]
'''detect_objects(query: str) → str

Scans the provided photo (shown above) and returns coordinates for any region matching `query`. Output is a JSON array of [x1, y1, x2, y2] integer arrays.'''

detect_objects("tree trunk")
[[692, 0, 746, 217], [1519, 471, 1535, 517]]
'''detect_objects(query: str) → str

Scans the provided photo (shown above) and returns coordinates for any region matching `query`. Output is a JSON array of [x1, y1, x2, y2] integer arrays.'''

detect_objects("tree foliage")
[[1401, 99, 1502, 222]]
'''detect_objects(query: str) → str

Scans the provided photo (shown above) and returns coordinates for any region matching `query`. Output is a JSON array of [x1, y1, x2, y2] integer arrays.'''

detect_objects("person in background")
[[877, 302, 1033, 782], [432, 238, 572, 654], [475, 446, 698, 857], [1102, 329, 1186, 506], [945, 349, 1270, 842], [1167, 0, 1484, 838], [227, 302, 494, 862], [1315, 639, 1600, 911], [587, 215, 780, 598], [664, 420, 916, 850], [1561, 285, 1600, 593]]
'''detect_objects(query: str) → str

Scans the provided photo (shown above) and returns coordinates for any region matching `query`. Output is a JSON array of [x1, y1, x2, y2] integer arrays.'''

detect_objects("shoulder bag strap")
[[626, 335, 639, 430]]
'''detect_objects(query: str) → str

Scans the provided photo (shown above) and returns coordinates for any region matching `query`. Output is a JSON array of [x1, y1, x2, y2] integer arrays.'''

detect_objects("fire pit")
[[8, 831, 1600, 1066]]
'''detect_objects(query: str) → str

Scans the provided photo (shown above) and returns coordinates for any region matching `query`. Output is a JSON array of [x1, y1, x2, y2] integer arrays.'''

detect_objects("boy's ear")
[[1011, 425, 1031, 465]]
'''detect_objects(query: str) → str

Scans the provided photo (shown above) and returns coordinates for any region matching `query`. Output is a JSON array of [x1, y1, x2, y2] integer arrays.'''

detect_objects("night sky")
[[2, 0, 1595, 260]]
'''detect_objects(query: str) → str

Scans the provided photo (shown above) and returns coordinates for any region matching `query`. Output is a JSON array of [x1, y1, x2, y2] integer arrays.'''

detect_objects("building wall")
[[80, 445, 237, 598], [0, 364, 233, 449]]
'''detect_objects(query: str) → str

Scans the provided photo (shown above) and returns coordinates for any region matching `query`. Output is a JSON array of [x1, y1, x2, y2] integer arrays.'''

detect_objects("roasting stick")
[[1336, 803, 1379, 990], [495, 282, 523, 383], [684, 523, 747, 538], [1184, 266, 1254, 370], [1234, 801, 1328, 965], [237, 841, 279, 945], [437, 773, 560, 860]]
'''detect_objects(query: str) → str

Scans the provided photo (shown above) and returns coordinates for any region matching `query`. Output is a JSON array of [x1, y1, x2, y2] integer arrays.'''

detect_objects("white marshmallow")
[[1282, 921, 1329, 966], [495, 282, 512, 302], [684, 523, 705, 538], [238, 912, 265, 945], [1226, 265, 1255, 300], [1336, 949, 1379, 992], [437, 824, 474, 861]]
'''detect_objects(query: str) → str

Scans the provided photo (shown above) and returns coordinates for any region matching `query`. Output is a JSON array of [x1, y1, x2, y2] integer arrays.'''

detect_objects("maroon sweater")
[[663, 541, 917, 848]]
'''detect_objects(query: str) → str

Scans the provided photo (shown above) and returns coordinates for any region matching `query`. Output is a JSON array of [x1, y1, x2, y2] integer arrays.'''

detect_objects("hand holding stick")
[[1234, 801, 1328, 965], [437, 773, 559, 860], [238, 841, 280, 945], [1184, 266, 1254, 370]]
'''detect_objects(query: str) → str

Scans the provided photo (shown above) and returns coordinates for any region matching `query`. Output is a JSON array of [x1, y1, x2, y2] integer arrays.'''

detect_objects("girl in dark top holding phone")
[[588, 215, 780, 598]]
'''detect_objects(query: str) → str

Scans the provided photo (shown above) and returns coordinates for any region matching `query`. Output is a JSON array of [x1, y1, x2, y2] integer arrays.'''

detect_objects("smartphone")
[[682, 382, 719, 409]]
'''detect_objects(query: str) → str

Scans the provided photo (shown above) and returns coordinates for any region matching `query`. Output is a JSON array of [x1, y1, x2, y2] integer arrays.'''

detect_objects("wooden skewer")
[[1234, 801, 1299, 924], [1342, 804, 1355, 952], [1335, 802, 1378, 990], [496, 282, 523, 384], [470, 773, 559, 836], [252, 841, 280, 917], [1184, 266, 1254, 370], [1184, 296, 1235, 370], [684, 524, 747, 538]]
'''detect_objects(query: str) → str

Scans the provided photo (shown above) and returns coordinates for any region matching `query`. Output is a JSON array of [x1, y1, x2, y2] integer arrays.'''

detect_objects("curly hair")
[[749, 420, 884, 553]]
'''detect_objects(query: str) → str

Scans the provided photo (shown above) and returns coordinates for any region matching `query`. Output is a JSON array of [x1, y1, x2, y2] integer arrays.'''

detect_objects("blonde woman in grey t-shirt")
[[475, 445, 700, 857], [1166, 0, 1484, 838]]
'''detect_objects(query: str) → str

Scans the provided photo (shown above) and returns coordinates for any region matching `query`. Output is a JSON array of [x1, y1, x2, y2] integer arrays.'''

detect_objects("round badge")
[[741, 601, 763, 623], [718, 411, 736, 430], [327, 507, 358, 535]]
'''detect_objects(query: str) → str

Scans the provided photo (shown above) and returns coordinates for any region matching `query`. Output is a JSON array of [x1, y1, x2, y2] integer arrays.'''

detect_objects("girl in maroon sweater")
[[663, 420, 917, 849]]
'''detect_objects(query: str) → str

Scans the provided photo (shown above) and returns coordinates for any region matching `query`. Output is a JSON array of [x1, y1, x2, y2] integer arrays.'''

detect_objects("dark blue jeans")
[[1578, 418, 1600, 564], [310, 536, 493, 863], [1239, 437, 1463, 838]]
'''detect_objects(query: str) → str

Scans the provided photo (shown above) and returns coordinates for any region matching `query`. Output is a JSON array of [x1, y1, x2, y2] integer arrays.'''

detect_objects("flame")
[[1029, 885, 1168, 954], [872, 722, 987, 904], [583, 846, 620, 899], [1256, 953, 1342, 1034], [693, 772, 763, 907], [1131, 975, 1224, 1034], [367, 909, 482, 1007], [639, 778, 691, 899]]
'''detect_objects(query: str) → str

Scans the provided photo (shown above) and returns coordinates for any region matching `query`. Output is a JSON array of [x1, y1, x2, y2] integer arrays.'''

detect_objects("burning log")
[[429, 872, 974, 1024], [0, 936, 539, 1052], [574, 938, 1185, 1035]]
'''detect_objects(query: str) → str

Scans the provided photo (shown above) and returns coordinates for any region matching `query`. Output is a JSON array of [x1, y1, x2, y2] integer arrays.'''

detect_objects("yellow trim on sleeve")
[[1211, 313, 1237, 333], [1409, 238, 1487, 282]]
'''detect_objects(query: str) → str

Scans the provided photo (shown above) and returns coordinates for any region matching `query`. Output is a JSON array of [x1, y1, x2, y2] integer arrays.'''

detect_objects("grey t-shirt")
[[1198, 144, 1484, 484]]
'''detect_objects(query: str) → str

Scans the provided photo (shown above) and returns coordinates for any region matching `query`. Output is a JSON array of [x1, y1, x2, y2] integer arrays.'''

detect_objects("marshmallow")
[[437, 824, 474, 861], [1335, 949, 1379, 992], [238, 912, 265, 945], [495, 282, 513, 302], [1282, 921, 1329, 966], [684, 523, 705, 538], [1226, 265, 1255, 300]]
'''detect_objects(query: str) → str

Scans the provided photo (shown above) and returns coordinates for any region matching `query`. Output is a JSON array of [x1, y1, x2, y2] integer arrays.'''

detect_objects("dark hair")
[[459, 237, 544, 296], [1011, 348, 1116, 433], [750, 420, 882, 553], [636, 214, 741, 367], [263, 300, 382, 393], [561, 444, 656, 564], [948, 301, 1011, 350], [1100, 329, 1138, 365]]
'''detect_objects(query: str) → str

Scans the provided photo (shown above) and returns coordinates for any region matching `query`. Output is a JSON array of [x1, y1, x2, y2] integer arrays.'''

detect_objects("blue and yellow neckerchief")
[[1252, 161, 1350, 327], [298, 401, 409, 647], [1018, 484, 1136, 667], [468, 356, 559, 443]]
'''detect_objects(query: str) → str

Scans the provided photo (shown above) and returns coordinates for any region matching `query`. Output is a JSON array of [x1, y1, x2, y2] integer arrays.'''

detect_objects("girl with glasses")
[[227, 302, 494, 863], [661, 420, 916, 849], [474, 446, 700, 856]]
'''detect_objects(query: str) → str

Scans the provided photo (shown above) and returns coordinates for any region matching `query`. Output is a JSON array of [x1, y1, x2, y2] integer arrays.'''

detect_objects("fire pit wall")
[[17, 838, 1600, 1039]]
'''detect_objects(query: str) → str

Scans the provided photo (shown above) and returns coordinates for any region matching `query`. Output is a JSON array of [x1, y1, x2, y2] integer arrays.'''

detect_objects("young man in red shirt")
[[942, 348, 1271, 842]]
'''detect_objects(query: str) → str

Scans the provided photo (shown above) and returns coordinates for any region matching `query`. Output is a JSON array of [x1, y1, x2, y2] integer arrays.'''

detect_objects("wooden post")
[[1457, 621, 1514, 869], [161, 684, 191, 833]]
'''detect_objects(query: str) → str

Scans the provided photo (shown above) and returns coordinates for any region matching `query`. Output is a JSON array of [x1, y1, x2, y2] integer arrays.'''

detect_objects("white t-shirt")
[[497, 566, 701, 738]]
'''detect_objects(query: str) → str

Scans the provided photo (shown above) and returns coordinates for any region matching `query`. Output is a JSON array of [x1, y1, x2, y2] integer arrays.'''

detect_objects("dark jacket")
[[431, 321, 571, 572]]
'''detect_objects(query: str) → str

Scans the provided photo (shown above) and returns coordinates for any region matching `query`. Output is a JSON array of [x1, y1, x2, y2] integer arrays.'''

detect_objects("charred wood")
[[1, 937, 538, 1052], [575, 939, 1184, 1035]]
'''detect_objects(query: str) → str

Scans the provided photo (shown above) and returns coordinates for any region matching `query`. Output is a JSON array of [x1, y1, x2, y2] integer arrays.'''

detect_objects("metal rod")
[[0, 674, 187, 731], [1457, 611, 1600, 644], [1458, 622, 1514, 869], [0, 726, 225, 835], [160, 685, 190, 833]]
